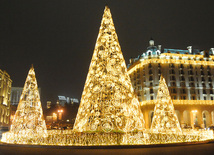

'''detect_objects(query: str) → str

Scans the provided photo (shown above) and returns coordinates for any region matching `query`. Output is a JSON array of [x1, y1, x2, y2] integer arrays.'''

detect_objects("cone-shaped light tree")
[[151, 75, 181, 133], [73, 6, 145, 132], [10, 66, 47, 138]]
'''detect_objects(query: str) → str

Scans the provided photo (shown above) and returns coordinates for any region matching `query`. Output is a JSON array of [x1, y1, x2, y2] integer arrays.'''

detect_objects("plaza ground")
[[1, 142, 214, 155]]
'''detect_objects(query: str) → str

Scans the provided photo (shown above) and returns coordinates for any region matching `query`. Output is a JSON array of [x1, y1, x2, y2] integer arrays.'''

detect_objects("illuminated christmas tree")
[[73, 6, 145, 132], [10, 66, 47, 138], [151, 76, 181, 133]]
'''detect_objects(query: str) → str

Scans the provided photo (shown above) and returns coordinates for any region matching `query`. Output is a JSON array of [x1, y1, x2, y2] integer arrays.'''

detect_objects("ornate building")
[[0, 69, 12, 130], [44, 96, 79, 129], [10, 87, 41, 106], [128, 39, 214, 129], [10, 87, 41, 122]]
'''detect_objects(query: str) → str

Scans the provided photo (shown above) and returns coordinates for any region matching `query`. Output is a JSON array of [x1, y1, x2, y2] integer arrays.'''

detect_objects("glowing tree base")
[[1, 129, 213, 145]]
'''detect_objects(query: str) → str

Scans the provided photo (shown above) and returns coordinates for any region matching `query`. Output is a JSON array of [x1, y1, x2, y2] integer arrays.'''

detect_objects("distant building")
[[47, 101, 51, 109], [0, 69, 12, 130], [128, 39, 214, 129], [10, 87, 22, 106], [44, 96, 79, 129], [10, 87, 41, 106], [10, 87, 41, 122], [58, 96, 79, 106]]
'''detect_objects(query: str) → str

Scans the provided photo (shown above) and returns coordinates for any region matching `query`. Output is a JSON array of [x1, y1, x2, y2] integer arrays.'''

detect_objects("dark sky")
[[0, 0, 214, 105]]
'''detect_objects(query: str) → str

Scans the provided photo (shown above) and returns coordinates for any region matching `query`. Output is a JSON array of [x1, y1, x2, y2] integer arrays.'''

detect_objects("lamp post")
[[52, 112, 57, 129], [58, 109, 63, 132]]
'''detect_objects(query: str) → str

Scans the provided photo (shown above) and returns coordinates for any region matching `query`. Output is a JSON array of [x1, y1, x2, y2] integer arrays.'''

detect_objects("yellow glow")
[[1, 129, 213, 145], [192, 110, 198, 113], [141, 100, 214, 106], [58, 110, 63, 113], [53, 113, 57, 121], [73, 6, 145, 132], [128, 55, 214, 75], [2, 66, 47, 143], [1, 6, 213, 146], [151, 76, 181, 133]]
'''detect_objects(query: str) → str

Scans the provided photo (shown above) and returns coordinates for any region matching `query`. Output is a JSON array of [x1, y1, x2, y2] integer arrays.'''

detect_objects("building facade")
[[57, 96, 79, 106], [128, 39, 214, 129], [0, 69, 12, 129], [10, 87, 41, 122], [44, 96, 79, 129], [10, 87, 41, 106]]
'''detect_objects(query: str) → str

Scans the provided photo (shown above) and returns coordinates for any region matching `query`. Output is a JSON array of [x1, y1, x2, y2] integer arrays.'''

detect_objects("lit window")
[[182, 89, 186, 94], [151, 96, 153, 100], [202, 83, 206, 87], [189, 83, 194, 87], [172, 76, 176, 80], [180, 82, 185, 87], [180, 76, 185, 81], [170, 64, 175, 68]]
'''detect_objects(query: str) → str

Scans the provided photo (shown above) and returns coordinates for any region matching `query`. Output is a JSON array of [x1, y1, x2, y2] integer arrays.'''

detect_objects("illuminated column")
[[10, 66, 47, 138], [191, 110, 199, 128], [58, 109, 63, 120], [144, 109, 150, 129], [179, 110, 184, 128], [197, 109, 203, 128], [73, 6, 145, 132], [208, 111, 212, 127], [53, 113, 57, 122], [151, 76, 181, 133]]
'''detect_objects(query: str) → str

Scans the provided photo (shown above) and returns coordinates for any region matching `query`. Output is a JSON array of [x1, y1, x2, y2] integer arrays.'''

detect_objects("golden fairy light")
[[1, 6, 213, 146], [1, 66, 47, 143], [73, 6, 145, 132], [151, 76, 182, 133]]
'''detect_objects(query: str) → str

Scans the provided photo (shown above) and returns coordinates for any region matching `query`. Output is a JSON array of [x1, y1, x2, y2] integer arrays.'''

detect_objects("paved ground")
[[1, 143, 214, 155]]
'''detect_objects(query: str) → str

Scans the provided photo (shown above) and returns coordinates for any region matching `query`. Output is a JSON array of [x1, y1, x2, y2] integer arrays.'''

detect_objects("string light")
[[1, 66, 47, 143], [1, 6, 213, 146], [151, 76, 182, 133], [128, 54, 214, 76], [73, 6, 145, 132]]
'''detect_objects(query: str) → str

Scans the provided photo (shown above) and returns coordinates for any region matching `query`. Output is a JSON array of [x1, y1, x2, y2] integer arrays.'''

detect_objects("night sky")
[[0, 0, 214, 106]]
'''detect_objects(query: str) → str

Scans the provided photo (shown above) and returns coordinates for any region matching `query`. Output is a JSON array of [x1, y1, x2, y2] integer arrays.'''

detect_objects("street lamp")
[[57, 109, 63, 131], [58, 110, 63, 120], [53, 113, 57, 122]]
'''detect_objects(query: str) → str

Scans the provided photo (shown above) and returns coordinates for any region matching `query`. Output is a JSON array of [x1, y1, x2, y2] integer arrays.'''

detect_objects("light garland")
[[128, 56, 214, 75], [1, 6, 213, 146], [141, 100, 214, 106], [73, 6, 145, 132], [2, 66, 47, 141], [2, 129, 213, 145], [151, 76, 182, 133]]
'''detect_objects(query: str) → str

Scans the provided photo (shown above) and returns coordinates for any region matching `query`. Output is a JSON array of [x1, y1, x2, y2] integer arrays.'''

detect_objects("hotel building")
[[127, 39, 214, 129], [0, 69, 12, 130]]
